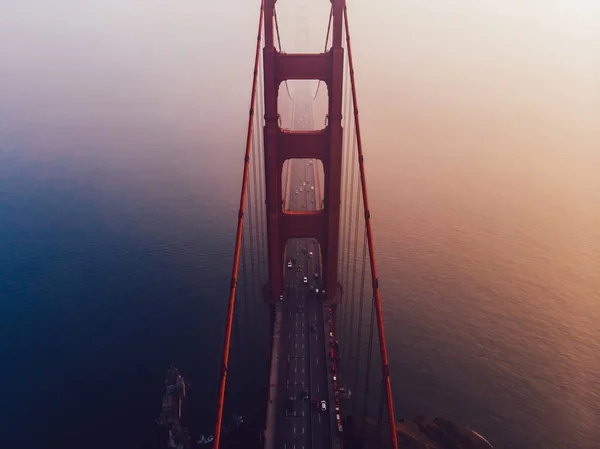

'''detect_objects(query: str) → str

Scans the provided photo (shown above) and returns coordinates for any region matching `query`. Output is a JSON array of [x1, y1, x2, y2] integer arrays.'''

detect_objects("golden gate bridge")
[[213, 1, 397, 448]]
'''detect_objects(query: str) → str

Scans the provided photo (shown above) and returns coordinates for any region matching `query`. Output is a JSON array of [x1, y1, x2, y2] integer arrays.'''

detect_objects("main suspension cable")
[[212, 2, 264, 448]]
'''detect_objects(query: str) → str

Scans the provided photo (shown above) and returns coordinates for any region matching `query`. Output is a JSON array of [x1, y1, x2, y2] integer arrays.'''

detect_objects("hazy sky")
[[1, 0, 599, 160]]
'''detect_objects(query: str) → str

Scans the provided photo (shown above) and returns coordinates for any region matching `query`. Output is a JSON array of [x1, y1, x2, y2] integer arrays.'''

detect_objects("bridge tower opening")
[[263, 0, 345, 305]]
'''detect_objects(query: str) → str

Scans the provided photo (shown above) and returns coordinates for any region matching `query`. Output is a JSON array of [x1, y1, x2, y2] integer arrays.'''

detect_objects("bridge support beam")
[[263, 0, 345, 304]]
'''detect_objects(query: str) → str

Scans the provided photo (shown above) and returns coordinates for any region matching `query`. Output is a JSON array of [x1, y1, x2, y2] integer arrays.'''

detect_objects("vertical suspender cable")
[[343, 6, 399, 449], [274, 7, 293, 101], [352, 228, 368, 416], [250, 57, 263, 317], [212, 3, 264, 448], [313, 5, 333, 101], [347, 167, 362, 385], [339, 53, 352, 339]]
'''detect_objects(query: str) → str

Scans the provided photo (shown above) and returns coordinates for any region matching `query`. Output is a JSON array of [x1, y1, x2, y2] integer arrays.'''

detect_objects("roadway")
[[272, 95, 334, 449]]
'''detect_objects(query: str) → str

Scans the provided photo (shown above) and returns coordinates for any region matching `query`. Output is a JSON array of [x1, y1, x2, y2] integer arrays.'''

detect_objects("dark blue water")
[[0, 137, 244, 447]]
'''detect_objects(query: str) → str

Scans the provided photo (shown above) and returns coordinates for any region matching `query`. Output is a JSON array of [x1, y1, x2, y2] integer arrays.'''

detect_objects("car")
[[302, 204, 307, 208], [303, 182, 306, 186], [310, 324, 316, 332], [320, 400, 327, 412], [311, 186, 314, 190], [315, 288, 319, 294], [287, 260, 292, 268], [303, 277, 308, 284], [308, 251, 313, 258], [314, 272, 319, 278], [279, 295, 283, 301], [295, 189, 298, 194], [287, 396, 295, 412], [300, 389, 309, 400], [300, 187, 303, 192]]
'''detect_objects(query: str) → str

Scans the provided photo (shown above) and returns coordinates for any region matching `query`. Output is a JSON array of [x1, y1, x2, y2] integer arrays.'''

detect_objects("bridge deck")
[[264, 95, 341, 449]]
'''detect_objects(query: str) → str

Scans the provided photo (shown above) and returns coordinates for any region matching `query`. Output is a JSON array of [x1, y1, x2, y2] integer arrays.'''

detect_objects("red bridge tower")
[[263, 0, 345, 304]]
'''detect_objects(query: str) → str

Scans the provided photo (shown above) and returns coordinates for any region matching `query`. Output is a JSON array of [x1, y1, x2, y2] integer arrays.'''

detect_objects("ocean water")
[[2, 122, 598, 449]]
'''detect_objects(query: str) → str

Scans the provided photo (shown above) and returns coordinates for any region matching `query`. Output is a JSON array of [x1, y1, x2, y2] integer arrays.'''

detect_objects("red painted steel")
[[278, 129, 329, 160], [263, 0, 345, 305], [343, 5, 399, 449], [212, 2, 264, 449], [323, 0, 345, 303], [275, 52, 332, 81]]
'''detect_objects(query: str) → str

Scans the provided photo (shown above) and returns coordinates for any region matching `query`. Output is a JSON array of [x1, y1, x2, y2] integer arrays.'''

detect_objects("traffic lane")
[[284, 299, 309, 445], [281, 238, 306, 447], [296, 250, 310, 442], [311, 331, 331, 446], [292, 234, 311, 447], [275, 282, 295, 448], [291, 234, 311, 428], [306, 272, 330, 442], [316, 302, 332, 448], [309, 248, 331, 445], [286, 160, 325, 448]]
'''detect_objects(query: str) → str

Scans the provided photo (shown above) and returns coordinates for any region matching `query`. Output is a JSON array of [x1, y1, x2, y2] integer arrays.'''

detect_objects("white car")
[[295, 189, 298, 194], [310, 186, 314, 191], [279, 295, 284, 301], [303, 277, 308, 284], [308, 251, 313, 258], [320, 400, 327, 412], [287, 260, 292, 268]]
